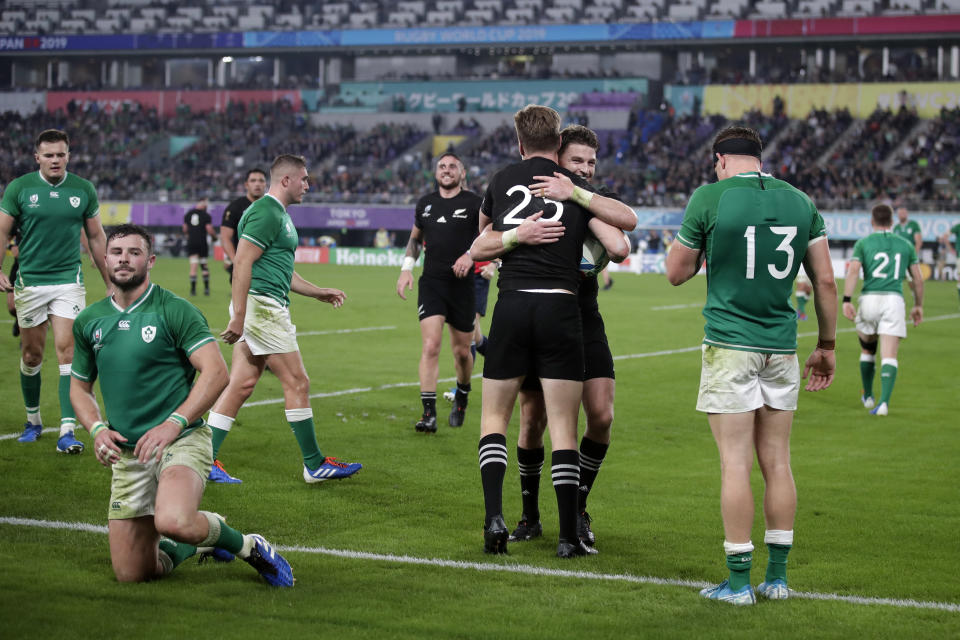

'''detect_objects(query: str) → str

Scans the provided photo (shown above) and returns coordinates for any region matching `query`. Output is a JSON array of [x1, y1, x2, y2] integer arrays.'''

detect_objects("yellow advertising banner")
[[432, 135, 466, 158], [703, 82, 960, 119], [100, 201, 132, 226]]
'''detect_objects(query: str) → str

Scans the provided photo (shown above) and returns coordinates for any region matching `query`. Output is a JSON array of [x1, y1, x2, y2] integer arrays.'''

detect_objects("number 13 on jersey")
[[743, 225, 798, 280]]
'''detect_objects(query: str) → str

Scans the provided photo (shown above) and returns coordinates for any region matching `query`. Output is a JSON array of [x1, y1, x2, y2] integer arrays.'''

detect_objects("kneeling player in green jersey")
[[666, 126, 838, 605], [0, 129, 112, 453], [842, 204, 924, 416], [208, 154, 362, 484], [70, 225, 293, 586]]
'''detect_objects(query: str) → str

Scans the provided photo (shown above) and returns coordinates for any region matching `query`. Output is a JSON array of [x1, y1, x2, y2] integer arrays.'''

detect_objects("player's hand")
[[397, 270, 414, 299], [529, 172, 575, 201], [910, 305, 923, 327], [134, 421, 182, 464], [842, 301, 856, 322], [516, 211, 565, 245], [316, 288, 345, 307], [452, 253, 473, 278], [802, 348, 835, 391], [220, 315, 244, 344], [93, 428, 127, 468], [479, 263, 497, 280], [0, 271, 12, 292]]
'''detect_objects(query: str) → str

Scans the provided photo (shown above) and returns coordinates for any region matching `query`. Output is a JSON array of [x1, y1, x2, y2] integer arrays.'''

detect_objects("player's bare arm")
[[84, 216, 113, 292], [291, 272, 345, 307], [206, 223, 218, 241], [802, 238, 838, 391], [841, 258, 861, 322], [70, 376, 127, 467], [587, 217, 631, 263], [529, 172, 638, 231], [0, 212, 13, 291], [469, 212, 565, 261], [221, 227, 236, 267], [134, 341, 228, 463], [908, 263, 924, 326], [665, 242, 703, 286], [396, 225, 422, 299], [221, 238, 263, 344]]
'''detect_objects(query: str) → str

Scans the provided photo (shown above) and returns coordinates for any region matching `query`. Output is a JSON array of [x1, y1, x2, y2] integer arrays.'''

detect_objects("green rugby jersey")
[[0, 171, 99, 286], [852, 231, 917, 296], [950, 223, 960, 254], [676, 171, 826, 353], [237, 194, 298, 306], [892, 219, 921, 247], [71, 284, 215, 447]]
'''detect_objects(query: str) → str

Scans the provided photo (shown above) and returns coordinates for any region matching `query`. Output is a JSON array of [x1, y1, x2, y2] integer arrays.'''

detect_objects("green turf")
[[1, 258, 958, 638]]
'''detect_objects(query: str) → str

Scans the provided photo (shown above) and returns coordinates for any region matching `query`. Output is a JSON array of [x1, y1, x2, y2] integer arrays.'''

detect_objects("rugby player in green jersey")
[[71, 224, 292, 586], [208, 154, 362, 484], [666, 125, 838, 605], [842, 204, 924, 417], [893, 206, 923, 256], [0, 129, 112, 453], [940, 222, 960, 304]]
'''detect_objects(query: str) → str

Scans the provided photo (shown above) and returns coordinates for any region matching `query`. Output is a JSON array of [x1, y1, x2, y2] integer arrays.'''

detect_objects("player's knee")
[[859, 336, 878, 354], [585, 408, 613, 440], [153, 509, 194, 542], [422, 340, 442, 359], [234, 376, 259, 400], [113, 565, 153, 583], [21, 347, 43, 367], [286, 373, 310, 398]]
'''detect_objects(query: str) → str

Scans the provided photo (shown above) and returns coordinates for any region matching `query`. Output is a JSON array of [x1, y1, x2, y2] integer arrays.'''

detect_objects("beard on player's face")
[[109, 268, 147, 291]]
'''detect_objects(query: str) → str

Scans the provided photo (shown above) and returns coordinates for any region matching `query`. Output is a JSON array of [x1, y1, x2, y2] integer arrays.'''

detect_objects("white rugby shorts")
[[233, 293, 299, 355], [697, 345, 800, 413], [14, 283, 86, 328], [855, 294, 907, 338]]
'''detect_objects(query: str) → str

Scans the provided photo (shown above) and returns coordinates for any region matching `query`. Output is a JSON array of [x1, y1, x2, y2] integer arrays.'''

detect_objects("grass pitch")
[[1, 258, 958, 639]]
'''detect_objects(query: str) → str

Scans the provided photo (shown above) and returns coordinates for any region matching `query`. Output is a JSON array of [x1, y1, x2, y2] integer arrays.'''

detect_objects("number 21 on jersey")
[[743, 225, 797, 280]]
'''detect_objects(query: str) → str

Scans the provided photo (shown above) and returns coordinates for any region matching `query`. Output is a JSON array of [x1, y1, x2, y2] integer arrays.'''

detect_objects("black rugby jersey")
[[414, 189, 481, 278], [221, 196, 255, 250], [184, 208, 212, 245], [481, 157, 594, 292]]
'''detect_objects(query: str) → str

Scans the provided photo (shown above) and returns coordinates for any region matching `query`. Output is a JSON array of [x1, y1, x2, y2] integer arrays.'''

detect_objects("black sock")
[[552, 449, 580, 543], [455, 381, 471, 407], [189, 276, 196, 293], [203, 275, 210, 292], [578, 437, 609, 512], [478, 434, 507, 521], [420, 391, 436, 417], [517, 446, 544, 522]]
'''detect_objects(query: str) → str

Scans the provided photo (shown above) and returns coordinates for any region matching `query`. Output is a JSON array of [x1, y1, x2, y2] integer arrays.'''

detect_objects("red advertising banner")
[[47, 89, 303, 116], [735, 13, 960, 38]]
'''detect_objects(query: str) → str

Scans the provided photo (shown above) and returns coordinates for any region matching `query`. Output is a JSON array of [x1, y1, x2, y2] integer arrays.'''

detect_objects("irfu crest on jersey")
[[141, 325, 156, 343]]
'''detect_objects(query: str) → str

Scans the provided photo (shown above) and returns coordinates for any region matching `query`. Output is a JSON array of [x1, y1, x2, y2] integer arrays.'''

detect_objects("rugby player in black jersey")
[[508, 125, 637, 550], [469, 106, 632, 558], [220, 169, 267, 284], [397, 153, 481, 432]]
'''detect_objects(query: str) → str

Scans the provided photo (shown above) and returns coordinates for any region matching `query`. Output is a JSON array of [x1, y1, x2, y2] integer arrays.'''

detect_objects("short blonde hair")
[[514, 105, 561, 154]]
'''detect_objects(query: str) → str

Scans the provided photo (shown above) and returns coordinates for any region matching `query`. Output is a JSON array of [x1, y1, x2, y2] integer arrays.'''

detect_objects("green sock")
[[289, 417, 324, 469], [58, 371, 76, 422], [726, 552, 752, 591], [859, 356, 876, 399], [211, 427, 229, 459], [20, 361, 42, 422], [765, 543, 792, 583], [796, 294, 808, 314], [158, 538, 197, 571], [879, 360, 898, 405], [201, 511, 246, 554]]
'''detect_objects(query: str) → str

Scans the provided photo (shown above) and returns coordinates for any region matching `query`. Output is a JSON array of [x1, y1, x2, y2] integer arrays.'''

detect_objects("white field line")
[[0, 427, 60, 442], [296, 325, 396, 337], [5, 314, 957, 419], [1, 516, 957, 613], [650, 303, 703, 311]]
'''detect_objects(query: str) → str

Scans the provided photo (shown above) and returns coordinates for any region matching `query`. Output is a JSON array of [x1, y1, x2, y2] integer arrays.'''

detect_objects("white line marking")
[[0, 427, 59, 442], [232, 313, 960, 409], [296, 325, 396, 337], [1, 516, 957, 612], [650, 303, 702, 311]]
